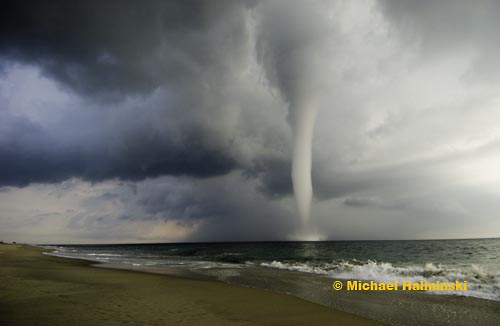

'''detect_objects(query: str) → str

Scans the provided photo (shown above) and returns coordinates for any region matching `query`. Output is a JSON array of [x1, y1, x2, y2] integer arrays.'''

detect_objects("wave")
[[45, 244, 500, 301], [86, 253, 123, 257], [260, 260, 500, 301]]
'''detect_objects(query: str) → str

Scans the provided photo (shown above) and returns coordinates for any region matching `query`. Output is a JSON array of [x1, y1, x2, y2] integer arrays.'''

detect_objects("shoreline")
[[0, 243, 383, 326], [42, 245, 500, 326]]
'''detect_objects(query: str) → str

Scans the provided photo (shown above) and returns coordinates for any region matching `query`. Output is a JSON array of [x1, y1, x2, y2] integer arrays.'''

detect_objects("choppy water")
[[43, 238, 500, 301]]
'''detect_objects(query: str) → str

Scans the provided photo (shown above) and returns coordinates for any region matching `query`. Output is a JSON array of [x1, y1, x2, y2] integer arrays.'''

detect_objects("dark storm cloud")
[[0, 0, 271, 188], [128, 174, 297, 241], [0, 0, 254, 98], [0, 110, 236, 187], [245, 157, 293, 198], [0, 0, 338, 201], [2, 0, 489, 201], [0, 113, 82, 186], [3, 0, 500, 243]]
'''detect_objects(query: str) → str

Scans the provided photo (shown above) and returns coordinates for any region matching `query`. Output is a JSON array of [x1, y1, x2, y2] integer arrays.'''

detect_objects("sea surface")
[[43, 239, 500, 302]]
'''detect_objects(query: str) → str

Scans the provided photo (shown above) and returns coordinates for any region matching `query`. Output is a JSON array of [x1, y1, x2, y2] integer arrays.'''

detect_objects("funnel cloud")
[[291, 104, 317, 223], [256, 1, 334, 223]]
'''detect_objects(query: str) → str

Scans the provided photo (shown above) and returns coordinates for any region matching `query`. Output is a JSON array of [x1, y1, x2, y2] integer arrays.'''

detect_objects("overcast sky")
[[1, 0, 500, 244]]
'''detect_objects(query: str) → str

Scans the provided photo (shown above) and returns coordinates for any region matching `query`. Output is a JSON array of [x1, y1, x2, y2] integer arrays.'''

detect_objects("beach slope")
[[0, 244, 383, 326]]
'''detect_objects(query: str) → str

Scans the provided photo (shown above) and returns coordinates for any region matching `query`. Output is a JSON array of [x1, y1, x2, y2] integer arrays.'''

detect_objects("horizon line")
[[33, 235, 500, 246]]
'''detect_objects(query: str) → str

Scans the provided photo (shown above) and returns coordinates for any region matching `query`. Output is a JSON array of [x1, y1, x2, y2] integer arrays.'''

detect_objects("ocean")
[[43, 238, 500, 303]]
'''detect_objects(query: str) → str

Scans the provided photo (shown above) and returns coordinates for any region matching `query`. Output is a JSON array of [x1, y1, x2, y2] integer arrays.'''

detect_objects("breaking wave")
[[260, 260, 500, 301]]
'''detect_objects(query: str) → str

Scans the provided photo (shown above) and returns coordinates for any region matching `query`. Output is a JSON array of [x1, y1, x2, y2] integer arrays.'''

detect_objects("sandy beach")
[[0, 244, 383, 326]]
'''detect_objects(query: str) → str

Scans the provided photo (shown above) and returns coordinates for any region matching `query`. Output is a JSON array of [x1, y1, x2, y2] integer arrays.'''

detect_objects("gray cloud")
[[380, 0, 500, 82], [0, 0, 258, 98], [0, 0, 291, 191], [0, 105, 238, 186], [1, 0, 500, 243]]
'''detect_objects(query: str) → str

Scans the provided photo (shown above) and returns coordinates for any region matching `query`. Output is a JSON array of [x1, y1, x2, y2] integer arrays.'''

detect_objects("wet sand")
[[0, 244, 383, 326]]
